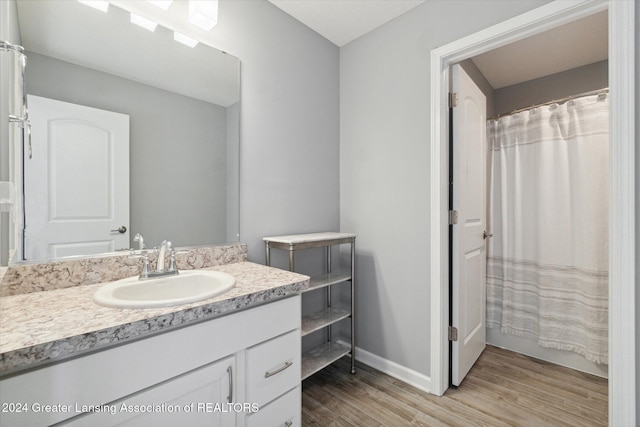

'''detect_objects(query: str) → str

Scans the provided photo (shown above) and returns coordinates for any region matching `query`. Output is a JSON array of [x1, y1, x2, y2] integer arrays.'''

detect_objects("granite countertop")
[[0, 262, 309, 375]]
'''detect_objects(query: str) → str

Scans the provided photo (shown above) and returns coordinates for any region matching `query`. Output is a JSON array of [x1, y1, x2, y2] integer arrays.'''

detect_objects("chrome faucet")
[[149, 240, 178, 278], [130, 237, 179, 280], [156, 240, 170, 272]]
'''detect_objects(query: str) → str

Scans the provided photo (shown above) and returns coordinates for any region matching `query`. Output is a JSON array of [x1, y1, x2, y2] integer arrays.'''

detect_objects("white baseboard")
[[338, 340, 432, 393]]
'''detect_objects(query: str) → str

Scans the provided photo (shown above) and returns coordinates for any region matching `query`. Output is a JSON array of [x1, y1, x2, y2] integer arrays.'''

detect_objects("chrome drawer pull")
[[265, 361, 293, 378], [227, 366, 233, 403], [284, 421, 293, 427]]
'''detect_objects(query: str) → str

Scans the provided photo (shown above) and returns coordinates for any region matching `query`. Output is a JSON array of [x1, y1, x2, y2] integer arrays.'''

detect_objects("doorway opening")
[[449, 10, 609, 387], [429, 1, 636, 425]]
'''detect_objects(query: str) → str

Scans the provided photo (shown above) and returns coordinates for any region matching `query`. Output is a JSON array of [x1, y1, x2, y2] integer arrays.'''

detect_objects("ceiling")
[[268, 0, 426, 47], [472, 11, 608, 89], [268, 1, 607, 89]]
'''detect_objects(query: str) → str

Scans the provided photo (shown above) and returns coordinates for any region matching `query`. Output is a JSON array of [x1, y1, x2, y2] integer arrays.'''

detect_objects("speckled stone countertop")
[[0, 262, 309, 375]]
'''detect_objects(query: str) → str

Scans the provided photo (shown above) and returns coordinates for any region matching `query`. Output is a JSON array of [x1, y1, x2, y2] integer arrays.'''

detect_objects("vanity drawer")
[[246, 386, 300, 427], [246, 329, 300, 406]]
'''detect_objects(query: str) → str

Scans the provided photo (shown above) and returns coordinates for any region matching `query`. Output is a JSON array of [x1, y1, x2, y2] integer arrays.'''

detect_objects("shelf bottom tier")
[[301, 340, 351, 380]]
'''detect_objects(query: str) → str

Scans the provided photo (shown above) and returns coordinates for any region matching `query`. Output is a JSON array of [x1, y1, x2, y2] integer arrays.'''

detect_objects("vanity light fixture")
[[130, 13, 158, 32], [147, 0, 173, 11], [188, 0, 218, 31], [174, 32, 199, 48], [77, 0, 109, 13]]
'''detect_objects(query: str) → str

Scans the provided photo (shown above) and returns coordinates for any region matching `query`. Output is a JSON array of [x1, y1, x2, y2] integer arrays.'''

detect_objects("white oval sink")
[[93, 270, 236, 309]]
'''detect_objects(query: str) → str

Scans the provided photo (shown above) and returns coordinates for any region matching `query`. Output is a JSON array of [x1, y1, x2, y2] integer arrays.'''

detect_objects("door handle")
[[483, 230, 493, 239], [265, 361, 293, 378], [111, 226, 127, 234]]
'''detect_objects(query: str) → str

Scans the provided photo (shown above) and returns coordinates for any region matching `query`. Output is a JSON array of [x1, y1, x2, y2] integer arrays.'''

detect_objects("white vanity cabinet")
[[61, 356, 236, 427], [0, 295, 301, 427], [245, 387, 300, 427], [245, 330, 301, 427]]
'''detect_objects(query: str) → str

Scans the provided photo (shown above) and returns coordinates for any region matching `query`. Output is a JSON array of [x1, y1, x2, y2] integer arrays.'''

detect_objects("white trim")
[[429, 1, 635, 424], [340, 341, 432, 393], [607, 2, 636, 426]]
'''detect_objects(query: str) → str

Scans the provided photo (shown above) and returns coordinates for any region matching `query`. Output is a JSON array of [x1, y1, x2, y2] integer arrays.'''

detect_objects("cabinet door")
[[61, 356, 236, 427], [246, 386, 300, 427]]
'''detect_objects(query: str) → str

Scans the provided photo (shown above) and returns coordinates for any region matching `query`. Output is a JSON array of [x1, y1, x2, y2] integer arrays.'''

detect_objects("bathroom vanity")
[[0, 259, 309, 426]]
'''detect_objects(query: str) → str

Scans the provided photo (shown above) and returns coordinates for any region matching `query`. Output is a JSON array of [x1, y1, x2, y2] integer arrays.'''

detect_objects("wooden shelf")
[[301, 341, 351, 380], [304, 271, 351, 293], [301, 307, 351, 337]]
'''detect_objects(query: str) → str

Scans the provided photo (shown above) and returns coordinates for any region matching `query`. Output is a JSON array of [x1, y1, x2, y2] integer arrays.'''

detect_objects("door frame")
[[428, 1, 635, 425]]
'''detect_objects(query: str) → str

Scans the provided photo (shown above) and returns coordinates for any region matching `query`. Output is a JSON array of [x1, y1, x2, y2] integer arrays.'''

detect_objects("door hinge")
[[448, 326, 458, 341], [448, 210, 458, 225], [449, 92, 458, 108]]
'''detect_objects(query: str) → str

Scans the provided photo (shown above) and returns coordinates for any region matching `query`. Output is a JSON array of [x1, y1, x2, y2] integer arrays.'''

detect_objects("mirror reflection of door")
[[25, 95, 130, 260]]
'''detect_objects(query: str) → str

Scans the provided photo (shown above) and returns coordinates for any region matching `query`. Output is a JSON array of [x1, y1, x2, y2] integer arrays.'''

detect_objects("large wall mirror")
[[7, 0, 240, 264]]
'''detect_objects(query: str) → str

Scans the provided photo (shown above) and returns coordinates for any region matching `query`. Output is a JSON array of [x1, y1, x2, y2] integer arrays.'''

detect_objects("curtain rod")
[[488, 87, 609, 121]]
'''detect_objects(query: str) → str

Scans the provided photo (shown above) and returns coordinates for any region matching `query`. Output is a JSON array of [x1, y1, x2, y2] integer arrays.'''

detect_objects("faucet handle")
[[167, 248, 178, 273], [128, 250, 151, 279], [139, 253, 151, 279]]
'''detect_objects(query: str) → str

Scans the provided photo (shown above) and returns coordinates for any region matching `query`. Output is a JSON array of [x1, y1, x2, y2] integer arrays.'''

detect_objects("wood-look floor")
[[302, 345, 607, 426]]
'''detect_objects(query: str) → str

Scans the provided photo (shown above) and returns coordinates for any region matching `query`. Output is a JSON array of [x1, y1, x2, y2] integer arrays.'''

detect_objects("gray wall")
[[340, 0, 551, 376], [209, 1, 341, 353], [207, 1, 340, 272], [25, 52, 229, 248], [494, 60, 608, 115]]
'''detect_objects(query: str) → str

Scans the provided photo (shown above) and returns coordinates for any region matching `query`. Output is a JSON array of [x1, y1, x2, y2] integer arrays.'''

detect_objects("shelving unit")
[[263, 232, 356, 380]]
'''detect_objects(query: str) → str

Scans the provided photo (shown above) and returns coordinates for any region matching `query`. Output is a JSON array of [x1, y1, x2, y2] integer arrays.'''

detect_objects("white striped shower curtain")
[[486, 93, 609, 364]]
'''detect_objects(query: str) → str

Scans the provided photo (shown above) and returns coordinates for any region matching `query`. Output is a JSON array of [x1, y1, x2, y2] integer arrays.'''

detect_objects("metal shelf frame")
[[264, 232, 356, 378]]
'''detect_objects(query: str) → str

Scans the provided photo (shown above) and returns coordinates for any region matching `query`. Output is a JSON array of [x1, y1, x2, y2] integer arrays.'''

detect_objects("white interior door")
[[25, 95, 129, 260], [451, 64, 487, 386]]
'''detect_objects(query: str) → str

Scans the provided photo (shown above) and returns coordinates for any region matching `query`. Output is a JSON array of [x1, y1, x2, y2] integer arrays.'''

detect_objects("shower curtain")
[[486, 93, 609, 364]]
